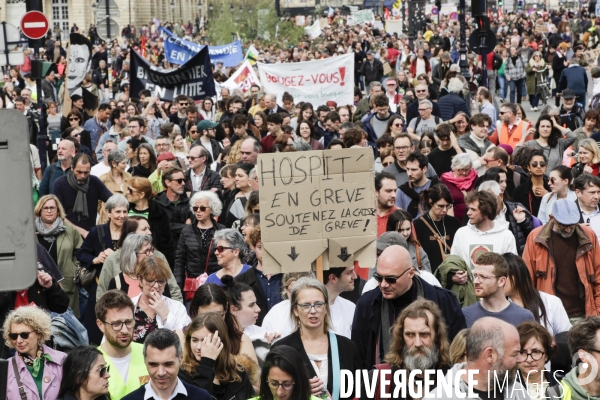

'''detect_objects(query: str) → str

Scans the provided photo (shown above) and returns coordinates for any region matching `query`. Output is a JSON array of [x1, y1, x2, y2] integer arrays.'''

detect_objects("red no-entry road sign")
[[21, 11, 49, 40]]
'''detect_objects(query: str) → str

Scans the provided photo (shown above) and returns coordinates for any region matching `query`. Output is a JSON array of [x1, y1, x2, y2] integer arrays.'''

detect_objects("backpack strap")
[[417, 215, 449, 259], [414, 116, 422, 132], [329, 332, 341, 400], [97, 223, 107, 251]]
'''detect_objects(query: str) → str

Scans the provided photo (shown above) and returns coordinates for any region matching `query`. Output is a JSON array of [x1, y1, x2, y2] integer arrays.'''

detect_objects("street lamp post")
[[209, 3, 213, 19], [197, 1, 202, 30], [458, 0, 469, 79], [170, 0, 175, 23]]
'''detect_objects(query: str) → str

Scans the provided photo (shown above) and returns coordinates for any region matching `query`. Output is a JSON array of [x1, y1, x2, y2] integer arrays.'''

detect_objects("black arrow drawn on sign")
[[288, 246, 299, 261], [337, 247, 352, 262]]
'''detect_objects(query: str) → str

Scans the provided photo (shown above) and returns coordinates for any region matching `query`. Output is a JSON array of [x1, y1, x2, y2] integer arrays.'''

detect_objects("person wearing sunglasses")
[[57, 346, 111, 400], [4, 306, 68, 400], [381, 114, 405, 137], [538, 165, 577, 224], [512, 149, 550, 217], [250, 345, 313, 400], [272, 278, 361, 399], [174, 191, 225, 296], [131, 257, 190, 344], [205, 229, 251, 286]]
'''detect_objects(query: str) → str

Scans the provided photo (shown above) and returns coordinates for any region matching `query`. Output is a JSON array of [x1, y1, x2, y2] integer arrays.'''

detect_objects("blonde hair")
[[579, 138, 600, 164], [449, 328, 469, 365], [290, 277, 332, 333], [2, 306, 52, 348], [34, 194, 67, 219]]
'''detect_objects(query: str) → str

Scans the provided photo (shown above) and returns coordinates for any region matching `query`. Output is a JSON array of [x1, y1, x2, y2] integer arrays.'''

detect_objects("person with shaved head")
[[351, 244, 466, 368]]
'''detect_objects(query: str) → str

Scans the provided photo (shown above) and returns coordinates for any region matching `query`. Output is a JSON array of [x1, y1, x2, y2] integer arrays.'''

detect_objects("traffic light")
[[498, 0, 503, 7], [435, 0, 441, 9]]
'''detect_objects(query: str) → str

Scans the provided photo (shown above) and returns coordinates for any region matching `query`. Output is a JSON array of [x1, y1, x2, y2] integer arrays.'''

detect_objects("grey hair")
[[107, 149, 127, 167], [451, 153, 473, 170], [120, 234, 153, 274], [447, 78, 464, 94], [256, 91, 266, 100], [264, 93, 277, 102], [466, 324, 505, 361], [143, 328, 183, 359], [540, 104, 560, 116], [213, 228, 247, 259], [189, 190, 223, 217], [479, 181, 501, 197], [105, 193, 129, 212], [289, 277, 333, 333], [173, 124, 181, 135], [570, 57, 580, 65], [368, 81, 382, 91], [419, 99, 433, 108], [293, 141, 312, 151], [103, 138, 118, 148], [249, 168, 257, 180]]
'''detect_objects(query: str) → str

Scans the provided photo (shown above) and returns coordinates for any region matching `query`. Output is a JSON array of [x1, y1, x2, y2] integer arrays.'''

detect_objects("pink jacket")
[[6, 345, 67, 400]]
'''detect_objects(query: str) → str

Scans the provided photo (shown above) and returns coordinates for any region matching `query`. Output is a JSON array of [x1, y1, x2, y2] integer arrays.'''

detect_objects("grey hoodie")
[[561, 366, 600, 400], [425, 362, 529, 400]]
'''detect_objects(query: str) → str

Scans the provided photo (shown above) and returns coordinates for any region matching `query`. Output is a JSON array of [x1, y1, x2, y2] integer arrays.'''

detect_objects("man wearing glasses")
[[462, 252, 534, 328], [407, 99, 442, 142], [168, 95, 190, 125], [352, 243, 465, 367], [405, 83, 442, 125], [97, 290, 150, 400], [155, 167, 194, 245], [118, 116, 154, 152], [184, 145, 222, 196], [383, 134, 438, 187], [489, 102, 531, 150]]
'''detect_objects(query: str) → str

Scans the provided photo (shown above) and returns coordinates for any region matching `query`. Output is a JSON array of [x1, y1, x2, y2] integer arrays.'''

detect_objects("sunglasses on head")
[[192, 205, 210, 212], [9, 331, 34, 340], [530, 161, 547, 167]]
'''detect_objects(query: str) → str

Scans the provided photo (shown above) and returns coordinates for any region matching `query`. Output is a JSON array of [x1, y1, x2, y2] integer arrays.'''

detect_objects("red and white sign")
[[257, 53, 354, 108], [21, 11, 49, 40], [222, 60, 261, 94]]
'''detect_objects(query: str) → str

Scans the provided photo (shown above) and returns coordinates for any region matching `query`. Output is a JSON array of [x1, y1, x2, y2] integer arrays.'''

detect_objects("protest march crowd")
[[11, 3, 600, 400]]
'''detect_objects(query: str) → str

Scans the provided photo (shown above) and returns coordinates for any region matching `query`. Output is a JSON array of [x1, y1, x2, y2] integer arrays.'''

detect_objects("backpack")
[[414, 116, 442, 133], [493, 52, 503, 70], [590, 93, 600, 111]]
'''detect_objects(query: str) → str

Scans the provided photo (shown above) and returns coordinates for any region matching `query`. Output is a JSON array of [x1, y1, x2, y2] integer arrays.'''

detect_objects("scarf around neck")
[[35, 217, 66, 243], [441, 169, 478, 191], [20, 346, 53, 378], [66, 170, 90, 221]]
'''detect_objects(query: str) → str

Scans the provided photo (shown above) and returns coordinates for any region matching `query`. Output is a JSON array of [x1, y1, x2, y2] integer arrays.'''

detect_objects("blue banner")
[[159, 27, 243, 67]]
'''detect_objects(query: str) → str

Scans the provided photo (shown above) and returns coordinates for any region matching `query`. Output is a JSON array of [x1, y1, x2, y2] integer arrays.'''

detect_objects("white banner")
[[304, 20, 321, 40], [348, 9, 375, 25], [257, 53, 354, 108], [222, 60, 261, 94]]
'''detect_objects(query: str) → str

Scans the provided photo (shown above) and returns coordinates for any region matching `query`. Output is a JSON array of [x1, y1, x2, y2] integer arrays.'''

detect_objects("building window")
[[52, 0, 69, 33]]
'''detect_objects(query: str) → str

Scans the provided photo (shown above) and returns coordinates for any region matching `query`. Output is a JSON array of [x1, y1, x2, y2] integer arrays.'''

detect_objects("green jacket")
[[433, 255, 477, 307]]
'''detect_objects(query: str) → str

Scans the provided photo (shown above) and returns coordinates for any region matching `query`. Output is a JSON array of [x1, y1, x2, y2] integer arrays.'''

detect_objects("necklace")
[[126, 273, 138, 280], [427, 212, 449, 254]]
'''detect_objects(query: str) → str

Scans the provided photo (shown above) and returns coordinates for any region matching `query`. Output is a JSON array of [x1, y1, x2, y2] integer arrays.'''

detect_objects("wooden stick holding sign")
[[314, 255, 324, 283]]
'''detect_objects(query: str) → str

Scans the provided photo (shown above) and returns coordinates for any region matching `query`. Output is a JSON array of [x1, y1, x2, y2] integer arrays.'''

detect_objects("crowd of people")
[[9, 3, 600, 400]]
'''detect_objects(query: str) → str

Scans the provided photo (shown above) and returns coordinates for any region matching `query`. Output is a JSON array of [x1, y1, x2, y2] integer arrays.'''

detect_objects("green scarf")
[[20, 347, 53, 378]]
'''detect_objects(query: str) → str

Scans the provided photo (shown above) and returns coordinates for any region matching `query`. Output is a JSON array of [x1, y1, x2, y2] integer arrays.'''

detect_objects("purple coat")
[[6, 345, 67, 400]]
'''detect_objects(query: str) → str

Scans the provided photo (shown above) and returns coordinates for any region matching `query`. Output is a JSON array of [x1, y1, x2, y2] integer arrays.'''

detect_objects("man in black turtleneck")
[[351, 244, 466, 368]]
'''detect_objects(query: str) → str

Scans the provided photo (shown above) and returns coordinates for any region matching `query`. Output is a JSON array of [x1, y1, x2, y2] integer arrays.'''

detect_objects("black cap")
[[562, 88, 576, 99]]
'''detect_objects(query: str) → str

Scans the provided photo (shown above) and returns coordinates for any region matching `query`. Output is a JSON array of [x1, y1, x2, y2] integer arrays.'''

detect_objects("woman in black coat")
[[174, 191, 225, 295], [126, 177, 176, 267], [272, 277, 362, 400]]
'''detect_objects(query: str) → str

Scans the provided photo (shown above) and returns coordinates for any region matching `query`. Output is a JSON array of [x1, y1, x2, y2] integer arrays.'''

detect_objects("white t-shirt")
[[91, 162, 111, 177], [329, 296, 355, 339], [108, 352, 131, 383]]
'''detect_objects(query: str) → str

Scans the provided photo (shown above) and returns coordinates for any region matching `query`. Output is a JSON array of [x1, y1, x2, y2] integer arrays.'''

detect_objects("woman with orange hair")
[[126, 176, 175, 267]]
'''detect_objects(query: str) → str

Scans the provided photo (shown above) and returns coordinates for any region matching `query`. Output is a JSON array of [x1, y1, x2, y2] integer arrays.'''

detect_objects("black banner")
[[130, 46, 216, 101]]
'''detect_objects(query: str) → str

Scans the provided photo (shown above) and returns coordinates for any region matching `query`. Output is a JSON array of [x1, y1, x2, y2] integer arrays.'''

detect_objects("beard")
[[403, 344, 439, 371], [490, 357, 517, 387]]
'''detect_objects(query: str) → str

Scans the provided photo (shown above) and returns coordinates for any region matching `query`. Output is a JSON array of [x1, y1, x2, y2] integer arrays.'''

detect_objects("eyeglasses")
[[98, 365, 110, 378], [102, 319, 135, 331], [68, 117, 80, 121], [8, 331, 34, 340], [128, 125, 139, 129], [382, 161, 392, 167], [187, 156, 204, 161], [549, 177, 561, 184], [393, 123, 403, 127], [530, 161, 548, 168], [435, 203, 453, 210], [127, 187, 138, 195], [72, 133, 81, 137], [473, 273, 497, 281], [297, 302, 326, 312], [268, 380, 295, 391], [416, 90, 427, 93], [373, 267, 412, 284], [190, 130, 198, 133], [170, 178, 185, 184], [193, 205, 211, 212], [215, 245, 233, 253], [42, 206, 57, 212], [179, 103, 188, 106], [498, 111, 509, 115], [143, 278, 167, 287], [136, 246, 155, 256], [394, 145, 410, 151], [418, 108, 430, 112], [518, 349, 546, 361]]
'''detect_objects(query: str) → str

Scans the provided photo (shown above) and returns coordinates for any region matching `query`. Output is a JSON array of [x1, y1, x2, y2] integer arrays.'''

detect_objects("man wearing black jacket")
[[351, 245, 466, 368], [184, 145, 223, 199], [361, 50, 384, 87], [155, 167, 194, 246]]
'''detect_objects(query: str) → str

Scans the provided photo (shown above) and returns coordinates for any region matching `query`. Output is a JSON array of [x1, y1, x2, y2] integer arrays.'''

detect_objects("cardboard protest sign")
[[257, 53, 354, 108], [258, 148, 377, 274], [221, 60, 261, 94], [130, 46, 215, 101], [159, 27, 243, 67], [535, 22, 548, 34]]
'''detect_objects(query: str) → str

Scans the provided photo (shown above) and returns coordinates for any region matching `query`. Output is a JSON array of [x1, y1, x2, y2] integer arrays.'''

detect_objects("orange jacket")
[[489, 120, 531, 148], [522, 222, 600, 317]]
